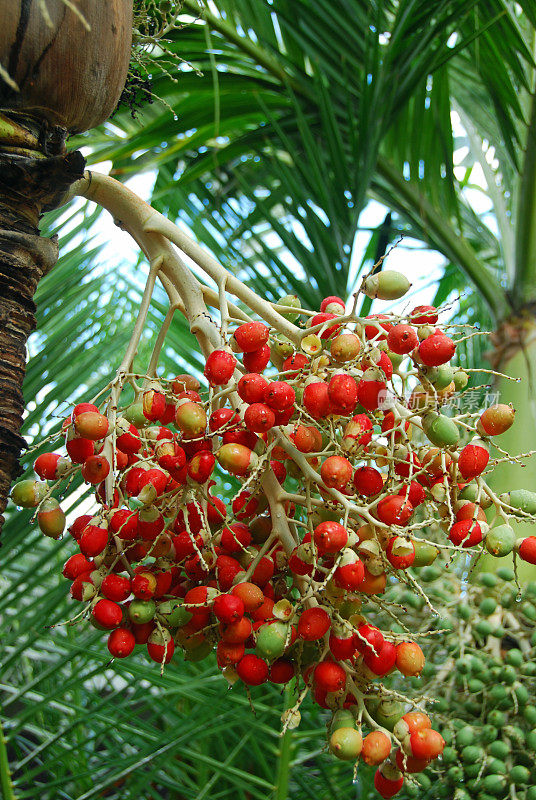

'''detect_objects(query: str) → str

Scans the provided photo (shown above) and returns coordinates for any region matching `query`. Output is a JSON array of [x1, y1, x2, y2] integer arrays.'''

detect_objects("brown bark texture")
[[0, 147, 85, 534]]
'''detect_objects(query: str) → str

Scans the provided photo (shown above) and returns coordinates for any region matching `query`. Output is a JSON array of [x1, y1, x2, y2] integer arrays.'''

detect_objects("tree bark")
[[0, 145, 85, 534]]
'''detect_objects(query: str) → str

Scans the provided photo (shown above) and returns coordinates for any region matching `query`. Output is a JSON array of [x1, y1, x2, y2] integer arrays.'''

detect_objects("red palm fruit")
[[92, 599, 123, 629], [381, 411, 410, 440], [395, 749, 429, 774], [272, 406, 294, 426], [449, 519, 482, 547], [204, 349, 237, 385], [115, 420, 141, 454], [69, 514, 92, 541], [418, 333, 456, 366], [353, 466, 383, 496], [172, 374, 200, 394], [80, 523, 109, 557], [237, 653, 269, 685], [362, 731, 392, 765], [330, 332, 361, 362], [137, 507, 165, 540], [70, 572, 96, 602], [333, 556, 365, 591], [188, 451, 216, 483], [291, 425, 316, 453], [183, 586, 212, 626], [314, 521, 348, 554], [329, 633, 356, 660], [265, 381, 295, 411], [243, 343, 271, 372], [216, 443, 257, 476], [221, 616, 253, 644], [244, 403, 275, 433], [221, 523, 251, 553], [232, 582, 264, 613], [232, 491, 259, 520], [62, 553, 92, 580], [137, 469, 169, 503], [289, 549, 313, 577], [73, 411, 109, 440], [354, 624, 384, 656], [374, 766, 404, 799], [282, 352, 309, 377], [364, 313, 393, 340], [172, 530, 203, 561], [213, 593, 245, 624], [303, 381, 330, 418], [233, 322, 270, 353], [37, 499, 66, 539], [217, 640, 245, 667], [238, 373, 268, 404], [297, 607, 331, 640], [250, 555, 275, 588], [398, 481, 426, 507], [73, 402, 99, 419], [357, 368, 387, 411], [34, 452, 69, 480], [95, 481, 120, 508], [131, 621, 155, 644], [394, 452, 421, 479], [328, 373, 358, 413], [376, 495, 413, 526], [478, 403, 515, 436], [342, 413, 374, 450], [221, 428, 258, 450], [107, 628, 135, 658], [209, 407, 238, 433], [182, 436, 213, 458], [314, 660, 346, 692], [396, 642, 425, 677], [321, 456, 353, 489], [386, 537, 415, 569], [174, 503, 204, 535], [455, 502, 487, 524], [410, 305, 438, 325], [155, 440, 186, 473], [101, 574, 131, 603], [153, 570, 173, 597], [66, 434, 94, 463], [394, 712, 432, 743], [309, 311, 342, 339], [132, 572, 157, 600], [363, 640, 397, 676], [175, 401, 207, 437], [458, 439, 489, 480], [216, 555, 244, 591], [387, 324, 418, 354], [270, 659, 295, 684], [207, 492, 227, 526], [122, 466, 146, 497], [408, 729, 444, 760], [271, 459, 287, 483], [320, 295, 345, 314], [160, 402, 176, 425], [142, 390, 166, 422], [360, 568, 387, 595], [175, 389, 202, 403], [517, 536, 536, 564], [147, 630, 175, 664], [109, 509, 138, 541]]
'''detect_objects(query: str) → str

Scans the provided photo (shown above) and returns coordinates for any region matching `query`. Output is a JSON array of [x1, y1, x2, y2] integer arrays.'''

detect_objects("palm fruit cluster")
[[11, 268, 536, 797], [380, 565, 536, 800]]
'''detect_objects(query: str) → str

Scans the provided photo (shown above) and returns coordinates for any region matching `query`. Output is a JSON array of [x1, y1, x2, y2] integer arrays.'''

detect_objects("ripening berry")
[[243, 344, 271, 372], [297, 607, 331, 640], [101, 574, 131, 603], [231, 582, 265, 613], [376, 495, 413, 526], [62, 553, 92, 580], [356, 368, 387, 411], [314, 660, 346, 692], [408, 729, 444, 760], [418, 333, 455, 366], [221, 522, 251, 553], [213, 593, 245, 624], [329, 633, 356, 661], [333, 557, 365, 591], [37, 498, 66, 539], [320, 295, 345, 314], [244, 403, 275, 433], [361, 731, 392, 765], [395, 642, 425, 676], [172, 373, 201, 394], [107, 628, 135, 658], [34, 453, 69, 480], [478, 403, 515, 436], [385, 536, 415, 570], [517, 536, 536, 564], [364, 314, 392, 340], [115, 420, 141, 454], [92, 599, 123, 629], [236, 653, 269, 685], [233, 322, 270, 353], [142, 390, 167, 422], [216, 443, 258, 476], [342, 413, 374, 452], [188, 451, 216, 483], [330, 333, 361, 362], [80, 523, 109, 557], [269, 659, 295, 684], [147, 629, 175, 664], [238, 373, 268, 404], [394, 749, 429, 775], [458, 439, 490, 480], [321, 456, 353, 490], [314, 521, 348, 554], [175, 401, 207, 437], [363, 270, 411, 300], [303, 382, 331, 418], [204, 350, 237, 386], [11, 479, 48, 508], [328, 373, 358, 414], [353, 466, 383, 496], [449, 519, 482, 548], [387, 324, 419, 355], [265, 381, 295, 411], [363, 640, 397, 676], [329, 727, 363, 760], [374, 765, 404, 799], [309, 312, 342, 339], [410, 305, 438, 325], [81, 455, 110, 485], [282, 352, 309, 377], [65, 434, 95, 463]]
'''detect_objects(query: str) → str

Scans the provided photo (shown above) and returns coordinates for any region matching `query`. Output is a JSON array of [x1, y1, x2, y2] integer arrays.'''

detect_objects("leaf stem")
[[0, 708, 16, 800]]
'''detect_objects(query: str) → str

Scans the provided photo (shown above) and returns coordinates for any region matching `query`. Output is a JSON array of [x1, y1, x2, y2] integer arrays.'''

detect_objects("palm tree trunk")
[[0, 145, 84, 534]]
